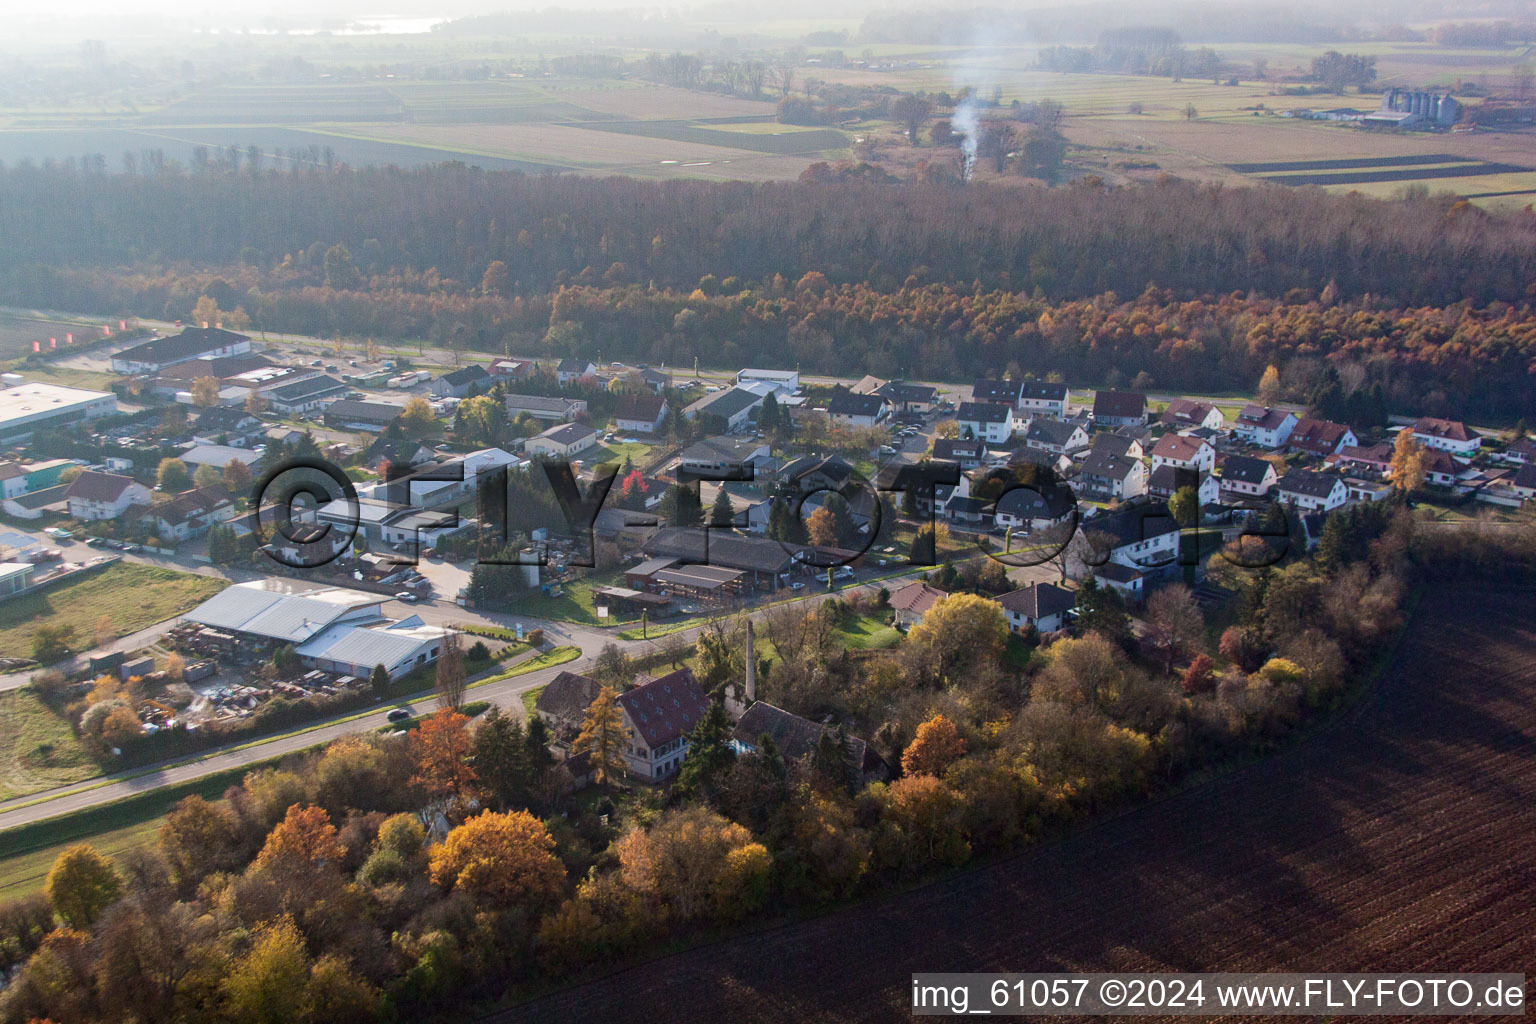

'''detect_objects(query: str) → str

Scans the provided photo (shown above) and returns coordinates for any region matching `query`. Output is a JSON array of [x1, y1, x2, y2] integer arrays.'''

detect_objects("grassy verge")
[[0, 562, 225, 660], [0, 689, 97, 801], [521, 686, 544, 718], [832, 613, 901, 650]]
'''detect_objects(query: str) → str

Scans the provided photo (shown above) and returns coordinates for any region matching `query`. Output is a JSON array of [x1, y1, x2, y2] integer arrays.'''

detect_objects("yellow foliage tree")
[[429, 809, 566, 907], [255, 804, 343, 871], [805, 506, 838, 548], [615, 805, 768, 921], [44, 843, 123, 928], [905, 592, 1007, 675], [1390, 428, 1426, 492]]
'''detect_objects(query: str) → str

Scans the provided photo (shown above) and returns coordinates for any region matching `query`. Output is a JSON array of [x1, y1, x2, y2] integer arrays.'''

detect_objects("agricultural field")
[[0, 688, 96, 803], [0, 312, 115, 362], [510, 584, 1536, 1022], [0, 563, 226, 661]]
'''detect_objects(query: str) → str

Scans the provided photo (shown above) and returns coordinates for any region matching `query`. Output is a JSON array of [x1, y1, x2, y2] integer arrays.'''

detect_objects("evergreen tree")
[[472, 706, 531, 810], [709, 487, 737, 528], [370, 663, 391, 696], [810, 725, 858, 794], [675, 700, 736, 802], [658, 483, 704, 528]]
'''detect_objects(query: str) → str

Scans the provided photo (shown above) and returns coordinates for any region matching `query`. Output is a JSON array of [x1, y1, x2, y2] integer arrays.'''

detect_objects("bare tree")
[[435, 632, 466, 710], [1144, 584, 1204, 678]]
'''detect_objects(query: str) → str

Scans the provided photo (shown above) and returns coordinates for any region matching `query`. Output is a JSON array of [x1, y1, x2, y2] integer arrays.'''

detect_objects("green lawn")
[[491, 575, 640, 625], [0, 688, 98, 802], [0, 563, 227, 661], [832, 613, 902, 650], [521, 685, 544, 718], [0, 811, 163, 900]]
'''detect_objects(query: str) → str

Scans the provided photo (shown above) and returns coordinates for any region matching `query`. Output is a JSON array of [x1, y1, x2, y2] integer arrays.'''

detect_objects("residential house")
[[997, 582, 1075, 634], [972, 379, 1022, 406], [143, 486, 234, 541], [825, 389, 891, 429], [641, 528, 797, 591], [430, 364, 491, 399], [780, 455, 854, 494], [65, 471, 151, 521], [1412, 417, 1481, 455], [179, 445, 260, 472], [1091, 390, 1148, 427], [639, 367, 671, 394], [192, 407, 262, 447], [730, 701, 885, 781], [1018, 381, 1069, 418], [1074, 500, 1181, 575], [615, 669, 710, 781], [611, 395, 668, 435], [684, 387, 764, 432], [534, 670, 603, 743], [488, 357, 535, 381], [888, 582, 948, 628], [111, 326, 251, 374], [1024, 418, 1089, 455], [505, 394, 587, 423], [1287, 418, 1358, 458], [363, 439, 436, 473], [1076, 450, 1147, 501], [1091, 432, 1144, 460], [556, 358, 596, 385], [1094, 561, 1147, 601], [1218, 454, 1278, 498], [1420, 448, 1463, 488], [261, 374, 348, 415], [1510, 463, 1536, 502], [932, 438, 987, 469], [678, 437, 772, 480], [1331, 442, 1393, 476], [1008, 446, 1071, 475], [1276, 469, 1348, 511], [955, 401, 1016, 444], [992, 484, 1076, 532], [1150, 433, 1215, 474], [1149, 464, 1220, 506], [945, 495, 993, 527], [1160, 398, 1223, 432], [525, 422, 600, 459], [872, 381, 936, 415], [1233, 405, 1298, 448], [1504, 437, 1536, 465]]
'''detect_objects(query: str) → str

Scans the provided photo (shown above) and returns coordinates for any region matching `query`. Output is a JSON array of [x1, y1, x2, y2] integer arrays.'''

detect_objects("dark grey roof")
[[1278, 469, 1344, 499], [1019, 381, 1068, 402], [264, 374, 347, 402], [1025, 418, 1082, 446], [1091, 433, 1137, 457], [687, 387, 762, 420], [1082, 501, 1180, 549], [826, 390, 889, 418], [439, 364, 490, 387], [873, 380, 936, 404], [1220, 455, 1275, 485], [732, 701, 870, 767], [557, 357, 593, 374], [325, 399, 403, 423], [782, 455, 853, 486], [957, 401, 1011, 424], [997, 581, 1075, 620], [535, 671, 603, 724], [115, 326, 249, 366], [643, 527, 795, 574], [1513, 463, 1536, 489], [680, 436, 767, 464], [972, 379, 1021, 404], [994, 484, 1076, 520], [932, 438, 985, 460], [534, 421, 598, 446], [195, 407, 258, 432], [1079, 449, 1139, 480], [946, 495, 992, 515], [1092, 390, 1146, 420], [505, 394, 582, 414]]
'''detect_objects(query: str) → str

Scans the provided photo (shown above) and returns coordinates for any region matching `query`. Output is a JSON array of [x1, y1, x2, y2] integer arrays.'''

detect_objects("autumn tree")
[[902, 714, 967, 776], [615, 805, 770, 920], [193, 463, 223, 490], [1256, 365, 1283, 405], [190, 375, 222, 407], [1391, 428, 1427, 492], [159, 794, 245, 888], [892, 94, 935, 145], [481, 259, 511, 297], [222, 915, 312, 1024], [255, 804, 343, 871], [398, 396, 439, 438], [410, 709, 479, 804], [1181, 653, 1216, 695], [573, 686, 629, 786], [806, 506, 838, 548], [44, 843, 123, 928], [905, 592, 1007, 677], [244, 389, 268, 415], [1168, 484, 1199, 528], [429, 809, 566, 907]]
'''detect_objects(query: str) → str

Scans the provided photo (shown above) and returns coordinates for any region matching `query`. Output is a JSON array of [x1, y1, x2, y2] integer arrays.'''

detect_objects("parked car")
[[44, 528, 73, 541], [790, 581, 806, 590], [120, 543, 141, 553], [386, 708, 411, 722], [394, 592, 420, 603], [85, 536, 108, 548], [833, 566, 855, 580]]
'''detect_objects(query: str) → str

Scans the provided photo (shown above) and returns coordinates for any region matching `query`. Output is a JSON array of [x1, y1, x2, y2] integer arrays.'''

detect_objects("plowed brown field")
[[500, 584, 1536, 1023]]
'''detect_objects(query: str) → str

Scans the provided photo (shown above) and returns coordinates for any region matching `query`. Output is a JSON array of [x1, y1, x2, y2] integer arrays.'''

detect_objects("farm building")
[[111, 326, 251, 374]]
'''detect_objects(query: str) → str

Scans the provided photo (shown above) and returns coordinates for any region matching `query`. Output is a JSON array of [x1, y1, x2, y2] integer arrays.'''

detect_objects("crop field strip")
[[1258, 160, 1534, 186], [577, 119, 849, 155], [507, 584, 1536, 1024]]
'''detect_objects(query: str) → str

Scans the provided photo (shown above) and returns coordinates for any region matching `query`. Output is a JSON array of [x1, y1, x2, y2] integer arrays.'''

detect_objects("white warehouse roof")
[[295, 619, 453, 676], [184, 579, 384, 643]]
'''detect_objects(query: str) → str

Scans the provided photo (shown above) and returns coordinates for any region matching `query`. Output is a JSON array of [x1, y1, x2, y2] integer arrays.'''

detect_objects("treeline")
[[2, 165, 1534, 308], [21, 263, 1536, 417]]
